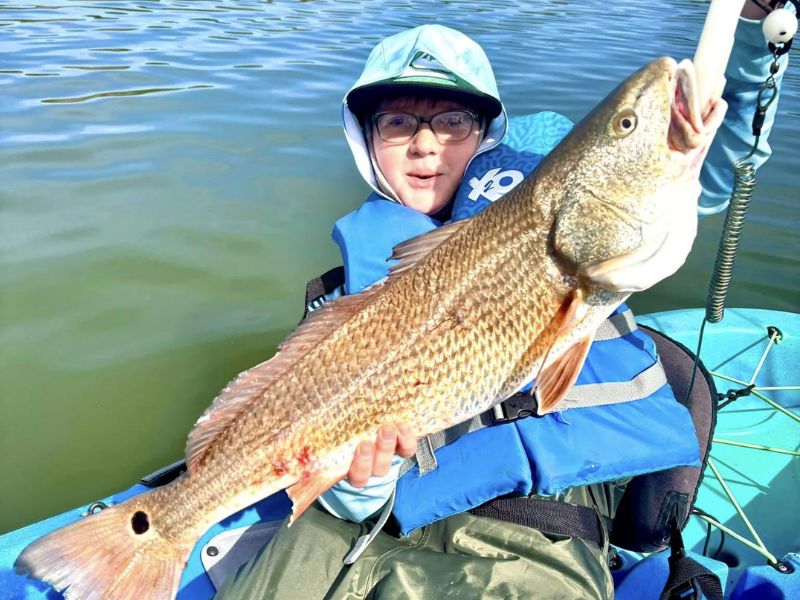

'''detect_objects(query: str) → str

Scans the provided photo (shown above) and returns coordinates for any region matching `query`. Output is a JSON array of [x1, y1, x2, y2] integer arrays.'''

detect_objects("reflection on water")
[[0, 0, 798, 533]]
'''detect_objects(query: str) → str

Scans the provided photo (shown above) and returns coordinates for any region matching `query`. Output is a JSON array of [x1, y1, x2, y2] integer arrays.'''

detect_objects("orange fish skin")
[[14, 56, 727, 600]]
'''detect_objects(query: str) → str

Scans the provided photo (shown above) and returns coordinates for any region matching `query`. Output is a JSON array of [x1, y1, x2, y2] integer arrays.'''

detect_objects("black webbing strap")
[[303, 266, 345, 319], [660, 519, 723, 600], [304, 275, 326, 309], [470, 497, 608, 546], [660, 557, 724, 600]]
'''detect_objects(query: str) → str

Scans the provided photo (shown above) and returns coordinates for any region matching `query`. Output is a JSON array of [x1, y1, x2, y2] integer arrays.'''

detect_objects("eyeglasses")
[[372, 110, 480, 144]]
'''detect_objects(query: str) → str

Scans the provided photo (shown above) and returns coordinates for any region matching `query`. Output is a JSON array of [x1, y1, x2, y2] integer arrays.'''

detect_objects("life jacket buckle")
[[492, 389, 544, 423]]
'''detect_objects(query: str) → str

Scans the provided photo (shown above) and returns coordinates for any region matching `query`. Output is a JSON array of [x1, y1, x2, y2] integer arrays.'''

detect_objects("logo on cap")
[[400, 52, 456, 82]]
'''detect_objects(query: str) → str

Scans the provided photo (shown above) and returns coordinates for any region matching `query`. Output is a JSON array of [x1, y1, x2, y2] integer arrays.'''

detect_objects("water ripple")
[[40, 83, 213, 103], [0, 0, 798, 537], [64, 65, 131, 70]]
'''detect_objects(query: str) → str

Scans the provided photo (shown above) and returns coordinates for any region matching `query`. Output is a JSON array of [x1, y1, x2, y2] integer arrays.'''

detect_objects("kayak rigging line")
[[747, 325, 782, 385], [712, 325, 781, 409], [688, 333, 798, 567], [711, 438, 800, 457], [699, 451, 799, 573], [692, 512, 777, 565], [711, 370, 800, 423], [707, 459, 769, 556]]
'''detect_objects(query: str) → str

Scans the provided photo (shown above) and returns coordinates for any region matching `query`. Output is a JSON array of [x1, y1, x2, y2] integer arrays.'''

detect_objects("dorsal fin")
[[185, 219, 470, 472], [386, 219, 470, 278], [185, 283, 387, 472]]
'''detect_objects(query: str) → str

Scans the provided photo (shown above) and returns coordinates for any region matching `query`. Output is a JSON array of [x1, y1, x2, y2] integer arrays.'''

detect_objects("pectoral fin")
[[535, 334, 594, 414], [497, 290, 588, 406]]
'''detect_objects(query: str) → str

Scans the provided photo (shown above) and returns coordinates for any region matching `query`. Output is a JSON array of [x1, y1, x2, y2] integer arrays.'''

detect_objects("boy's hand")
[[347, 424, 417, 488]]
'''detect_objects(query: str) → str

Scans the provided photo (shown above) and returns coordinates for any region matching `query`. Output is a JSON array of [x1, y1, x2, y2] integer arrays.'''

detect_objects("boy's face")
[[372, 96, 482, 215]]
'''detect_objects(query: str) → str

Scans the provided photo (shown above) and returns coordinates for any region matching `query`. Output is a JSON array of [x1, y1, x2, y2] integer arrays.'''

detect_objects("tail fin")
[[14, 491, 194, 600]]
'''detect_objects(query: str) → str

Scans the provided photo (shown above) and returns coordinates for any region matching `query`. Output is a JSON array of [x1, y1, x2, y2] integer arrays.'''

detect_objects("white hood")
[[342, 24, 508, 201]]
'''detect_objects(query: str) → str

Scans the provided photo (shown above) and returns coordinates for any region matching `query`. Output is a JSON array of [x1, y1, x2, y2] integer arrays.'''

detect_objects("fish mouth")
[[668, 59, 725, 157]]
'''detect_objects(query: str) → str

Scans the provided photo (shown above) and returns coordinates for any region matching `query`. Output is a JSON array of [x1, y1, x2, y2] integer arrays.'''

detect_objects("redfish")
[[15, 56, 726, 599]]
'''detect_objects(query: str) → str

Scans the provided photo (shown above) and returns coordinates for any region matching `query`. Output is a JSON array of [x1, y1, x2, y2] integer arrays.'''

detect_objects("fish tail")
[[14, 489, 194, 600]]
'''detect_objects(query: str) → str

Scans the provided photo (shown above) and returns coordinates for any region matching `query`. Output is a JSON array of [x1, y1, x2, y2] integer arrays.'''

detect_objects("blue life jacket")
[[332, 113, 701, 536]]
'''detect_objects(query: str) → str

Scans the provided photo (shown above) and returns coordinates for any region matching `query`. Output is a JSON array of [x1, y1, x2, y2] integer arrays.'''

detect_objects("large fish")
[[15, 56, 726, 599]]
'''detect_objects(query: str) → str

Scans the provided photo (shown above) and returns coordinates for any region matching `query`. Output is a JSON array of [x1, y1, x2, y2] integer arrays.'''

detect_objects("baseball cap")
[[347, 51, 503, 119]]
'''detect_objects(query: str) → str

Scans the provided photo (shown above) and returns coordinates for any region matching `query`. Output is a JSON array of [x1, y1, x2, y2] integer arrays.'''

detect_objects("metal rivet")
[[767, 325, 783, 344], [87, 501, 108, 514]]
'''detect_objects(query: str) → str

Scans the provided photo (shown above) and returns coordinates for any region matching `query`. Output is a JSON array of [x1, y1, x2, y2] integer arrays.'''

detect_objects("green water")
[[0, 0, 797, 534]]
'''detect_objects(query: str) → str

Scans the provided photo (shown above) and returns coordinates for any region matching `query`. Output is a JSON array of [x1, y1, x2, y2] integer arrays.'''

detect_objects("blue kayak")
[[1, 308, 797, 599]]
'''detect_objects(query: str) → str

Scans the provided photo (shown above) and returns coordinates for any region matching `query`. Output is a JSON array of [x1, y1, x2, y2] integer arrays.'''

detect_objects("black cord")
[[702, 520, 713, 556], [693, 507, 712, 555], [750, 0, 773, 14], [753, 1, 800, 15], [713, 529, 727, 560], [692, 507, 727, 559], [687, 317, 708, 402]]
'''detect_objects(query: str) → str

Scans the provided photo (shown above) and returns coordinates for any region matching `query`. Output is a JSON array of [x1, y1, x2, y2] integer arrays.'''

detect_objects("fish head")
[[553, 56, 727, 293]]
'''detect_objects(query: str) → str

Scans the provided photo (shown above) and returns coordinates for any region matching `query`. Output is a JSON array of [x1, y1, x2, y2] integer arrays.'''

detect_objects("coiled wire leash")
[[679, 7, 798, 576], [686, 46, 785, 399]]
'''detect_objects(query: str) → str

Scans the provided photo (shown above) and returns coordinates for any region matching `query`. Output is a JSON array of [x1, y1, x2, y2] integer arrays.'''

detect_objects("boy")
[[218, 5, 788, 598]]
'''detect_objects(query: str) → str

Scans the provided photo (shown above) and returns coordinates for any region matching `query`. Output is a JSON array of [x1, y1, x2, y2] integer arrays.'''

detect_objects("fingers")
[[372, 424, 398, 478], [396, 425, 417, 458], [347, 424, 417, 487], [348, 425, 398, 487], [346, 424, 418, 488], [374, 424, 418, 465], [347, 441, 375, 488]]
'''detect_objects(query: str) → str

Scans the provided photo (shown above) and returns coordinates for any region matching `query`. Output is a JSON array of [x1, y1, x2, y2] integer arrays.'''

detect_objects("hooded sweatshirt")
[[319, 25, 509, 521], [341, 24, 508, 203]]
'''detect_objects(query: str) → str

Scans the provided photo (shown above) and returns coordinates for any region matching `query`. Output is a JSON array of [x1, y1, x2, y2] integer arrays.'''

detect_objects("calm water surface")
[[1, 0, 798, 534]]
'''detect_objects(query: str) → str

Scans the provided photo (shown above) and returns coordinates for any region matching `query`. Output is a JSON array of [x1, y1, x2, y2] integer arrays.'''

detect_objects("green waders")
[[215, 483, 625, 600]]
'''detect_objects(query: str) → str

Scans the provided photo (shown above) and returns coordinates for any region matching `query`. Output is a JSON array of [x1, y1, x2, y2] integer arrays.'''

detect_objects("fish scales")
[[85, 167, 567, 573], [14, 56, 729, 599], [166, 187, 568, 534]]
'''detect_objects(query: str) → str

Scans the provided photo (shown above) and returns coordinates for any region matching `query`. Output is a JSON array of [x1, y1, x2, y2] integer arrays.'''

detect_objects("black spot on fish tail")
[[131, 511, 150, 534]]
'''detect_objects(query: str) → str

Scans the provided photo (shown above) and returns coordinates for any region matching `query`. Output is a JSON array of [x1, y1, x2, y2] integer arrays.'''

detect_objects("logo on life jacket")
[[467, 168, 525, 202]]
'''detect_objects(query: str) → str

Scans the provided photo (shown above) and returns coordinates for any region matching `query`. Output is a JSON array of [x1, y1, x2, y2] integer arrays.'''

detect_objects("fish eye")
[[612, 109, 638, 137]]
